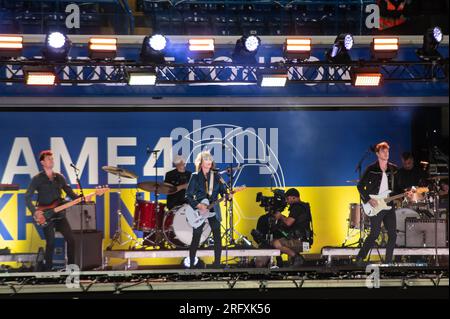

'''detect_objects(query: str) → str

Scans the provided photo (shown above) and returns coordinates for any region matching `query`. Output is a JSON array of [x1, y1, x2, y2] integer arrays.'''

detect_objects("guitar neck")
[[53, 193, 95, 213], [384, 192, 407, 203]]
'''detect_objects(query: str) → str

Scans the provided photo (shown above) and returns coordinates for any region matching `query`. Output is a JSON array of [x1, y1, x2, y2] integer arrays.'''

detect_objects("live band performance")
[[0, 0, 448, 308]]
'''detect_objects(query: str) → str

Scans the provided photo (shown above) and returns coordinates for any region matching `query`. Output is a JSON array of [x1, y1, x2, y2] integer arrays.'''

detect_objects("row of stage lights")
[[0, 26, 445, 87]]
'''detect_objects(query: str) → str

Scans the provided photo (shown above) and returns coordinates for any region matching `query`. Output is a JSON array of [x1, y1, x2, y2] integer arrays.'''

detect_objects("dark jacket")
[[185, 171, 226, 221], [357, 161, 401, 204]]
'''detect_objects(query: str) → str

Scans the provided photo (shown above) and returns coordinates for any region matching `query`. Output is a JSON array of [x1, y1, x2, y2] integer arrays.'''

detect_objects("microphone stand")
[[343, 148, 372, 248], [72, 165, 85, 271]]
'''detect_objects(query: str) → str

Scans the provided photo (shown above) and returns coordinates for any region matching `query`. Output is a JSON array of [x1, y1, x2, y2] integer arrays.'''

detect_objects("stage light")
[[232, 35, 261, 64], [188, 38, 214, 60], [417, 26, 444, 61], [371, 37, 399, 60], [127, 68, 157, 86], [43, 32, 71, 62], [259, 70, 288, 87], [140, 34, 168, 64], [351, 67, 382, 87], [283, 38, 311, 61], [0, 35, 23, 58], [89, 37, 117, 59], [244, 35, 260, 52], [326, 34, 353, 63], [149, 34, 167, 51], [25, 68, 56, 86]]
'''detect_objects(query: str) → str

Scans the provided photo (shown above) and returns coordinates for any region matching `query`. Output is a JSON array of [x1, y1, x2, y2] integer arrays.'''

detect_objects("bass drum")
[[396, 208, 420, 247], [163, 205, 211, 248]]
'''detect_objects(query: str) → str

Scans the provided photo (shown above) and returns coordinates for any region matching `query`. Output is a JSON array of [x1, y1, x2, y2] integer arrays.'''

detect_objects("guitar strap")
[[204, 172, 214, 199]]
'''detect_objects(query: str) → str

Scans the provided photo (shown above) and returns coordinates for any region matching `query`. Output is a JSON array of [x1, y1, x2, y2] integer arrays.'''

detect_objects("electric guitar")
[[183, 185, 246, 228], [362, 187, 428, 217], [33, 186, 110, 227]]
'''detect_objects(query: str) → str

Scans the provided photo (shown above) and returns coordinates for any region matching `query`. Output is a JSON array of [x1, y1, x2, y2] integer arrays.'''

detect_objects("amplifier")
[[73, 231, 103, 270], [405, 218, 447, 248], [65, 202, 97, 231]]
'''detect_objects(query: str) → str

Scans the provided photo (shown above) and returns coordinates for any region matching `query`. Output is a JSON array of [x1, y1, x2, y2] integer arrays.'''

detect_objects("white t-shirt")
[[379, 171, 389, 195]]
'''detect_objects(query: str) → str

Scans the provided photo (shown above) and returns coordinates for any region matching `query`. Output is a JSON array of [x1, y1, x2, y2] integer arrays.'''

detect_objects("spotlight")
[[351, 67, 382, 87], [0, 35, 23, 58], [258, 70, 288, 87], [188, 38, 214, 60], [127, 68, 157, 86], [232, 35, 261, 64], [371, 37, 399, 60], [417, 26, 444, 61], [89, 37, 117, 60], [24, 67, 56, 86], [140, 34, 168, 64], [283, 38, 311, 61], [43, 32, 71, 62], [326, 33, 353, 63]]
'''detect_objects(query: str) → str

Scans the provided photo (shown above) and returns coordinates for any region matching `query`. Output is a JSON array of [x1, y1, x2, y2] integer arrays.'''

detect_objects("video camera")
[[256, 189, 287, 214]]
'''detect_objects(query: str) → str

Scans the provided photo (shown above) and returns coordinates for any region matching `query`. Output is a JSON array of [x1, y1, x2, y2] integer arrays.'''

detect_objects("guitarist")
[[185, 151, 230, 269], [355, 142, 405, 265], [25, 150, 79, 271]]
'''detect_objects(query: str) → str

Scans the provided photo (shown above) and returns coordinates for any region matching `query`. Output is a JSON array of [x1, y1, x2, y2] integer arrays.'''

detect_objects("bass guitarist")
[[25, 150, 79, 271]]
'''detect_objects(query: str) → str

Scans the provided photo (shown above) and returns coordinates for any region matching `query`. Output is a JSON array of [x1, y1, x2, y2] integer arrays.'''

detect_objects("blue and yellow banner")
[[0, 110, 411, 264]]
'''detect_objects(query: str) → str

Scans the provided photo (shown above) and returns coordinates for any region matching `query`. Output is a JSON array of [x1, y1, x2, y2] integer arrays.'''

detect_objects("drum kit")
[[343, 174, 449, 248], [102, 165, 211, 250]]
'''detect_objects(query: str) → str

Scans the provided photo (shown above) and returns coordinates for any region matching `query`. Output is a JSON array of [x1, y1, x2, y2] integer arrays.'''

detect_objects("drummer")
[[164, 155, 192, 210]]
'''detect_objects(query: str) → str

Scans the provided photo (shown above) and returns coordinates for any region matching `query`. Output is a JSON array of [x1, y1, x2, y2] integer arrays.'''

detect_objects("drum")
[[163, 205, 211, 248], [395, 208, 420, 247], [133, 200, 166, 231], [349, 203, 361, 229]]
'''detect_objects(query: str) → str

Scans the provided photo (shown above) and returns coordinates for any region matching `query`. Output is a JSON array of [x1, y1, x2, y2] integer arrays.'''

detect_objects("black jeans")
[[190, 216, 221, 266], [42, 216, 75, 269], [357, 208, 397, 263]]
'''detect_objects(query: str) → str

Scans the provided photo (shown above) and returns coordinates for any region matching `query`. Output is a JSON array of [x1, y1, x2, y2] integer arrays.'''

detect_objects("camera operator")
[[272, 188, 313, 267]]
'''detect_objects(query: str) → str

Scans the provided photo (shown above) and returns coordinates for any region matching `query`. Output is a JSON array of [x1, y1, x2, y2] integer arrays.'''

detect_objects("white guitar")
[[362, 187, 428, 217], [183, 186, 246, 228]]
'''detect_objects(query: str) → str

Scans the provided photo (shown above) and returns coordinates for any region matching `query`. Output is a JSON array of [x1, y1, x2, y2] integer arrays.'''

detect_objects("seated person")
[[272, 188, 313, 267]]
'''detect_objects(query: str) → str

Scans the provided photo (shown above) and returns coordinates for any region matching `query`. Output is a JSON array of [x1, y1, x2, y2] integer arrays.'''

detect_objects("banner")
[[0, 110, 412, 263]]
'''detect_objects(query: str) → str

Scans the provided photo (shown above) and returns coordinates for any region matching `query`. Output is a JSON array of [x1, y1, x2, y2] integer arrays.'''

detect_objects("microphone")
[[70, 163, 79, 171]]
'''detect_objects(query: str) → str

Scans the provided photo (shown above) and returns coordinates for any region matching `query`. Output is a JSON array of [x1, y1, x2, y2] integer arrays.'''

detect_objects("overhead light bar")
[[371, 37, 399, 60], [283, 38, 311, 61], [89, 37, 117, 59], [24, 68, 56, 86], [351, 67, 382, 87], [127, 68, 157, 86], [0, 35, 23, 58], [259, 70, 288, 87], [188, 38, 214, 59]]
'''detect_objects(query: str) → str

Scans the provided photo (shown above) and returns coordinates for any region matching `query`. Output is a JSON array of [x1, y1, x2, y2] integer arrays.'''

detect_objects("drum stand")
[[107, 175, 136, 250], [141, 149, 164, 247]]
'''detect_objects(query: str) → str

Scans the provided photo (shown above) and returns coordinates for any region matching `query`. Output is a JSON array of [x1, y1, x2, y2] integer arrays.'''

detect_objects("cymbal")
[[102, 166, 138, 179], [428, 175, 449, 181], [137, 181, 177, 194]]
